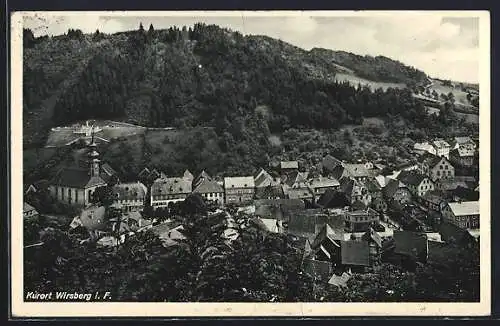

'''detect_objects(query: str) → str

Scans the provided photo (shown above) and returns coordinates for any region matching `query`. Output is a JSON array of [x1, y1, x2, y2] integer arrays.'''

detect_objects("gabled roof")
[[316, 189, 349, 209], [112, 182, 147, 201], [309, 177, 340, 189], [447, 201, 479, 216], [280, 161, 299, 170], [454, 136, 475, 145], [383, 179, 408, 198], [417, 152, 441, 167], [450, 186, 479, 201], [101, 163, 118, 178], [393, 230, 428, 261], [255, 185, 285, 199], [439, 222, 474, 244], [351, 200, 367, 211], [341, 240, 370, 266], [328, 271, 352, 287], [422, 190, 445, 205], [23, 202, 36, 213], [52, 167, 92, 188], [183, 170, 194, 181], [192, 177, 224, 194], [397, 170, 429, 187], [254, 168, 278, 188], [224, 176, 255, 189], [432, 139, 450, 149], [193, 170, 212, 188], [321, 155, 343, 172], [283, 170, 309, 188], [151, 177, 192, 196]]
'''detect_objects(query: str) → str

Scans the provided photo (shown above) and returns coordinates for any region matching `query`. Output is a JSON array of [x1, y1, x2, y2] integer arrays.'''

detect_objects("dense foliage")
[[24, 196, 480, 302]]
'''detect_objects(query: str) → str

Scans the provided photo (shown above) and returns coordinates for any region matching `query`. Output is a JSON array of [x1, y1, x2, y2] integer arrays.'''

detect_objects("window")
[[440, 165, 443, 170], [445, 165, 448, 170]]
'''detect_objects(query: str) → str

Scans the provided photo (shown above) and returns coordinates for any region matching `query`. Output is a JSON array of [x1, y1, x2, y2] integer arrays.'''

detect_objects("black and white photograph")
[[11, 11, 490, 317]]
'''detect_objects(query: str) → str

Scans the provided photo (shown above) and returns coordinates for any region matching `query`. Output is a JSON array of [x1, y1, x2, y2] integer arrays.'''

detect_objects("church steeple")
[[88, 125, 101, 177]]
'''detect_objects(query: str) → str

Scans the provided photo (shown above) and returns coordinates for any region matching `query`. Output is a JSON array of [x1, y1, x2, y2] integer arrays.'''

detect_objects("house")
[[309, 176, 340, 196], [192, 176, 225, 205], [112, 182, 148, 212], [413, 142, 436, 156], [280, 161, 299, 173], [48, 139, 117, 207], [392, 230, 428, 263], [254, 199, 304, 221], [69, 205, 107, 239], [432, 139, 451, 159], [344, 207, 379, 233], [282, 171, 312, 201], [383, 179, 413, 206], [286, 209, 345, 242], [254, 169, 283, 200], [254, 168, 280, 189], [340, 240, 371, 272], [452, 136, 477, 152], [441, 201, 479, 229], [24, 179, 49, 195], [151, 222, 186, 247], [151, 177, 193, 209], [224, 176, 255, 205], [316, 189, 349, 209], [397, 170, 435, 197], [439, 221, 477, 246], [309, 224, 343, 266], [23, 202, 38, 219], [328, 271, 352, 288], [123, 211, 153, 232], [450, 147, 475, 167], [448, 186, 480, 202], [340, 178, 371, 207], [192, 170, 212, 188], [420, 190, 447, 213], [371, 197, 388, 213], [321, 155, 343, 176], [183, 169, 194, 182], [418, 154, 455, 182], [342, 163, 373, 183]]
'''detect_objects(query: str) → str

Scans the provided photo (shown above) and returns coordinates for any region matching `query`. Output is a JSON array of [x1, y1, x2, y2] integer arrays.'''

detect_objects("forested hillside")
[[23, 23, 431, 146], [23, 23, 476, 182]]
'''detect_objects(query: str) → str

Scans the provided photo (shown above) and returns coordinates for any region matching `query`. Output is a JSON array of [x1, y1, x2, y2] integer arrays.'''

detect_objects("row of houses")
[[413, 136, 477, 165]]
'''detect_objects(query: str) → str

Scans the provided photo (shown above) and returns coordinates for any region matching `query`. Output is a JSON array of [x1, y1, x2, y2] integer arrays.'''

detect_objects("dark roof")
[[302, 259, 332, 282], [101, 163, 118, 177], [23, 202, 36, 212], [255, 185, 285, 199], [417, 152, 442, 167], [193, 170, 212, 188], [112, 182, 147, 201], [316, 189, 349, 209], [341, 240, 371, 266], [450, 186, 479, 201], [283, 170, 308, 187], [397, 170, 428, 187], [286, 209, 344, 239], [393, 230, 428, 261], [254, 169, 274, 188], [311, 224, 344, 250], [52, 167, 106, 188], [152, 177, 192, 196], [321, 155, 343, 173], [422, 190, 446, 205], [439, 222, 474, 244], [331, 165, 346, 181], [364, 178, 382, 193], [192, 178, 224, 194]]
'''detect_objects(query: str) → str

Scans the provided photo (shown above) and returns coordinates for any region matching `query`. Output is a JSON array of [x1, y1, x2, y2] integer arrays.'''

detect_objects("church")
[[48, 131, 118, 207]]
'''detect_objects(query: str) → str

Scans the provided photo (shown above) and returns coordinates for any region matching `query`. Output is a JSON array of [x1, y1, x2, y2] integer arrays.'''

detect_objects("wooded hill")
[[23, 23, 430, 149]]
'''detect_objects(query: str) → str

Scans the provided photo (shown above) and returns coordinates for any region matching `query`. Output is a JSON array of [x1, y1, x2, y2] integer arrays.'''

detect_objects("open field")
[[45, 120, 155, 147], [334, 73, 405, 90], [428, 79, 474, 107]]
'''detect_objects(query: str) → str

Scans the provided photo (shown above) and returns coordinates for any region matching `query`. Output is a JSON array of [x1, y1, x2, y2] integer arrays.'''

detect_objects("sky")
[[23, 12, 481, 83]]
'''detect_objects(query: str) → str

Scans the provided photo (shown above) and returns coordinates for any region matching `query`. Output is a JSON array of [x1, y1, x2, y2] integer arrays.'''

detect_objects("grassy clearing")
[[335, 73, 406, 90]]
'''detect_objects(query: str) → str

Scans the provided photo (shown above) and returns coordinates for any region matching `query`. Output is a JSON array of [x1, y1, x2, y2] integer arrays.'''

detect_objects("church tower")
[[88, 126, 101, 177]]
